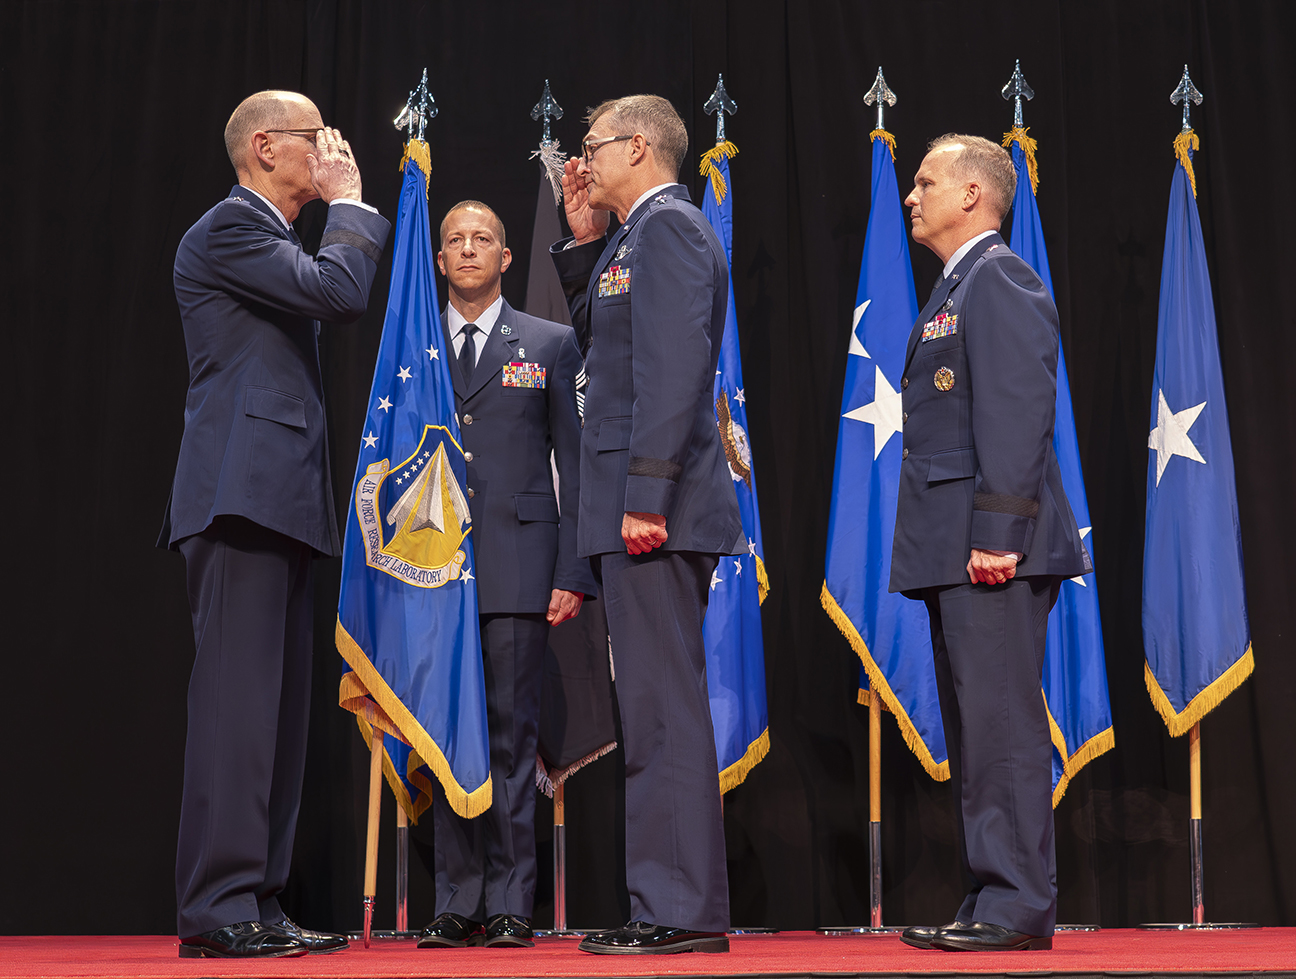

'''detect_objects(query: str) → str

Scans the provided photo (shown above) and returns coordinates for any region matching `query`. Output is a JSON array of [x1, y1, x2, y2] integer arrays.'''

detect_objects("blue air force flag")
[[1005, 130, 1114, 803], [699, 143, 770, 792], [336, 143, 491, 820], [822, 131, 947, 781], [1143, 132, 1253, 735]]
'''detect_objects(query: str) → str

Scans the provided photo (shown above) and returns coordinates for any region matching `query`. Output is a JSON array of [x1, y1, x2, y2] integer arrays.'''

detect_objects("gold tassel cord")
[[719, 728, 771, 794], [870, 128, 897, 162], [337, 618, 493, 818], [755, 554, 770, 605], [1174, 129, 1201, 199], [699, 140, 739, 204], [1001, 126, 1039, 195], [822, 582, 950, 781], [1145, 643, 1254, 737], [400, 139, 432, 197]]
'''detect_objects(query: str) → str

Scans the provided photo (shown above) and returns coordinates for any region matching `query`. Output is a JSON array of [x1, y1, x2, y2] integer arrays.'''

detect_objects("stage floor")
[[1, 929, 1293, 978]]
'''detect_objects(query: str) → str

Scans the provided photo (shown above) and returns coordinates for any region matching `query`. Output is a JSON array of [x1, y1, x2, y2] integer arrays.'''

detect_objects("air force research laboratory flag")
[[1004, 127, 1114, 803], [699, 142, 770, 791], [822, 130, 948, 781], [335, 141, 491, 821], [1143, 130, 1253, 736]]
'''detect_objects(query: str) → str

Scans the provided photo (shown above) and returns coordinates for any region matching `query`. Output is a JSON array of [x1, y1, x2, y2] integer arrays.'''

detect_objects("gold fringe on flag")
[[719, 727, 771, 794], [1001, 126, 1039, 195], [822, 582, 950, 781], [1044, 691, 1115, 807], [1145, 643, 1253, 738], [699, 140, 739, 204], [337, 619, 493, 819], [755, 554, 770, 605], [1174, 129, 1201, 198], [400, 139, 432, 196], [870, 128, 897, 161]]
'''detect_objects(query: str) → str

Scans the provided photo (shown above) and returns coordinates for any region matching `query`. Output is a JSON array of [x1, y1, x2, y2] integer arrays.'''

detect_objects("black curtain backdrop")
[[5, 0, 1293, 935]]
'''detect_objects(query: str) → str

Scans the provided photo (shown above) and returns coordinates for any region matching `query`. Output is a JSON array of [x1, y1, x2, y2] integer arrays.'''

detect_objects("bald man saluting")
[[159, 91, 389, 958]]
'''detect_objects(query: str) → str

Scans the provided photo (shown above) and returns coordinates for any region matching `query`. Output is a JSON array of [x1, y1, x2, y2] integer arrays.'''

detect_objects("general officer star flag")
[[336, 140, 491, 820], [822, 130, 947, 781], [1143, 129, 1253, 736], [1003, 127, 1114, 803], [699, 141, 770, 791]]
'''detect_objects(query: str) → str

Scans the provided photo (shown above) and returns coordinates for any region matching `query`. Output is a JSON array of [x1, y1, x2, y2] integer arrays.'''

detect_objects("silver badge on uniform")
[[615, 243, 631, 261], [500, 324, 512, 336]]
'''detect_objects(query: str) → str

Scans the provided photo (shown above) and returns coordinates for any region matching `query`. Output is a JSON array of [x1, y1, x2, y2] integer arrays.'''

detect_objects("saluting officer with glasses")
[[159, 91, 389, 959], [550, 94, 742, 956]]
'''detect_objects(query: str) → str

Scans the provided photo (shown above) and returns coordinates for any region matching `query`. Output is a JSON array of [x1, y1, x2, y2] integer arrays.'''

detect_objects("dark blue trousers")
[[433, 613, 549, 920], [596, 550, 728, 934], [924, 576, 1060, 938], [175, 517, 314, 937]]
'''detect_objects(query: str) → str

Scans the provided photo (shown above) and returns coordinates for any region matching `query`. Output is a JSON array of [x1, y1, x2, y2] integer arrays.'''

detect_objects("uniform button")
[[464, 451, 474, 462], [902, 448, 909, 459], [462, 414, 473, 425], [901, 377, 908, 389], [902, 412, 908, 423], [467, 488, 475, 499]]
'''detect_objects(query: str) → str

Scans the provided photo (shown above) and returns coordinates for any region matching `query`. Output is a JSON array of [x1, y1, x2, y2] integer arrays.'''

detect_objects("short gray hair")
[[586, 94, 688, 180], [224, 91, 304, 175], [928, 133, 1017, 221]]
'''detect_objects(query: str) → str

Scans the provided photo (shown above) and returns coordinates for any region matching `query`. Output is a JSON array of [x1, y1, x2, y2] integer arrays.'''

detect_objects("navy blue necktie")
[[458, 323, 478, 384]]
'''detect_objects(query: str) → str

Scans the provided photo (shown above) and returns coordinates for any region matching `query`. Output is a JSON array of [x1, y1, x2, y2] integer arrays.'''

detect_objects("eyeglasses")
[[266, 129, 320, 145], [582, 133, 643, 163]]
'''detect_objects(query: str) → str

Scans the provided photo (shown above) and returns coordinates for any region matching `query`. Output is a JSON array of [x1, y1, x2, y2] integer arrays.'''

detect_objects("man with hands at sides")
[[159, 91, 389, 958], [890, 134, 1090, 953], [415, 201, 595, 950], [550, 94, 743, 956]]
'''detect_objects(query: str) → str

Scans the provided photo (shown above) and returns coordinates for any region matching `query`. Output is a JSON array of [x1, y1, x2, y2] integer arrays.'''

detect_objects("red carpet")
[[1, 930, 1293, 978]]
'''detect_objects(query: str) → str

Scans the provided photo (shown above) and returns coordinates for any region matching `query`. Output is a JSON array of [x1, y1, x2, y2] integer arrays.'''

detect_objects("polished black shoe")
[[900, 921, 962, 950], [178, 920, 308, 958], [483, 913, 534, 947], [578, 920, 729, 954], [265, 917, 349, 953], [931, 920, 1052, 951], [417, 912, 484, 948]]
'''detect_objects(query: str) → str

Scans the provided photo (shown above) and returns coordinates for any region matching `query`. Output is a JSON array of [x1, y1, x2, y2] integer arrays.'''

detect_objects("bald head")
[[224, 90, 320, 177], [440, 200, 506, 249]]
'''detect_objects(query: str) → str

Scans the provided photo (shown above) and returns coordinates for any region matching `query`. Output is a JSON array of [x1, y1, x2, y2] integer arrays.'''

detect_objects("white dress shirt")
[[446, 295, 504, 368]]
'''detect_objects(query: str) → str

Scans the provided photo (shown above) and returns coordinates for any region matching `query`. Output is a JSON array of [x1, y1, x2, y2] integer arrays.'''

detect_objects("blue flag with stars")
[[822, 131, 947, 782], [1005, 130, 1114, 803], [699, 143, 770, 792], [335, 142, 491, 821], [1143, 132, 1253, 736]]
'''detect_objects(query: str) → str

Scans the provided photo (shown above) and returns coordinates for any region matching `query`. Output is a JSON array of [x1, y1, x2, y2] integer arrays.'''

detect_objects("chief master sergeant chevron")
[[891, 134, 1090, 954], [551, 94, 743, 955], [157, 90, 390, 959]]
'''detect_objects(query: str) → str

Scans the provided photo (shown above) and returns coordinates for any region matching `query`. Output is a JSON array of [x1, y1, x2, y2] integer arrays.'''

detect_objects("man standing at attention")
[[159, 91, 389, 958], [551, 95, 742, 955], [890, 134, 1090, 952], [416, 201, 595, 950]]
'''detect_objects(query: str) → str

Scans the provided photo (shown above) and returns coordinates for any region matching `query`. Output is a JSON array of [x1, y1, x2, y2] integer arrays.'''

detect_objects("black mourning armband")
[[628, 457, 683, 482], [973, 492, 1039, 518], [320, 229, 382, 264]]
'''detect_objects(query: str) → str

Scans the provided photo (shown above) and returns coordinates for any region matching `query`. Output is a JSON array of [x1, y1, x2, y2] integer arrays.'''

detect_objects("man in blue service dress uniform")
[[551, 95, 742, 955], [416, 201, 596, 950], [158, 91, 390, 958], [891, 135, 1091, 953]]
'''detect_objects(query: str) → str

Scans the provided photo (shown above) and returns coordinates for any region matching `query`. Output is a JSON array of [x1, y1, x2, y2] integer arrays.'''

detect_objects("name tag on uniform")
[[921, 312, 958, 342], [598, 265, 631, 298], [502, 362, 546, 388]]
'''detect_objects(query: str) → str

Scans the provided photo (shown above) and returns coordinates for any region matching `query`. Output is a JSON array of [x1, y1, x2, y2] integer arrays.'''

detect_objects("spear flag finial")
[[1171, 64, 1203, 133], [1001, 59, 1035, 128], [704, 73, 738, 144], [392, 68, 437, 141], [531, 79, 563, 145], [863, 67, 896, 131]]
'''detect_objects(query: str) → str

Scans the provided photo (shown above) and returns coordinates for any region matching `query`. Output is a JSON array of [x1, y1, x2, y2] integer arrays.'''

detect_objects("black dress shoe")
[[179, 920, 308, 958], [265, 917, 349, 953], [931, 920, 1052, 951], [900, 921, 962, 950], [578, 920, 729, 954], [417, 912, 484, 948], [483, 913, 534, 947]]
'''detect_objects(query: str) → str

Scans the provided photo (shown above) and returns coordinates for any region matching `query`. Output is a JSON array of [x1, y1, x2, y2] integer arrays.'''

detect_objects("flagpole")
[[553, 780, 568, 931], [395, 805, 410, 935], [868, 693, 883, 928], [1189, 722, 1204, 925], [362, 729, 383, 948]]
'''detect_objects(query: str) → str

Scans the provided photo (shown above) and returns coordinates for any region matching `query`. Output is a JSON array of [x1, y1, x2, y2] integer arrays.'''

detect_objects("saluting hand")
[[307, 127, 364, 204], [562, 157, 609, 245]]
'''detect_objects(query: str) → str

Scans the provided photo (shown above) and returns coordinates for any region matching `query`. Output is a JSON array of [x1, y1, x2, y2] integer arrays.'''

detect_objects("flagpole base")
[[729, 927, 781, 934], [1138, 922, 1259, 930], [1056, 923, 1102, 931], [347, 929, 420, 941], [534, 929, 589, 938], [362, 896, 374, 948], [816, 926, 903, 935]]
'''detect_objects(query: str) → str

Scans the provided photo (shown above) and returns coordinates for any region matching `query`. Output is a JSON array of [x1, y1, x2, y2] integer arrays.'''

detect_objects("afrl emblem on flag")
[[354, 424, 472, 588]]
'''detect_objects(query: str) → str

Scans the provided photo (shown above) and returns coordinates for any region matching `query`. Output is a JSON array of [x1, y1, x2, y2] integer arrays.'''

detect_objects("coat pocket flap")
[[245, 386, 307, 428], [927, 446, 977, 482], [596, 415, 632, 451], [515, 494, 560, 523]]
